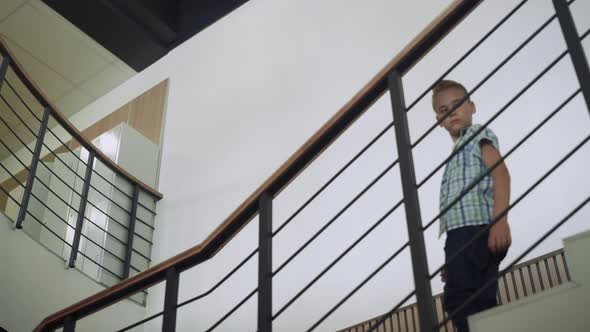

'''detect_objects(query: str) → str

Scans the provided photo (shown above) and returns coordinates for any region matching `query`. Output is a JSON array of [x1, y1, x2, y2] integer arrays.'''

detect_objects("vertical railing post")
[[122, 184, 140, 279], [68, 151, 95, 267], [162, 267, 180, 332], [258, 192, 273, 332], [554, 0, 590, 115], [16, 107, 50, 229], [63, 315, 76, 332], [0, 56, 9, 89], [388, 70, 437, 332]]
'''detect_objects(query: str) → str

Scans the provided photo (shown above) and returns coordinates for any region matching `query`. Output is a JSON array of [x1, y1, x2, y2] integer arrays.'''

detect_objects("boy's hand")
[[488, 219, 511, 254]]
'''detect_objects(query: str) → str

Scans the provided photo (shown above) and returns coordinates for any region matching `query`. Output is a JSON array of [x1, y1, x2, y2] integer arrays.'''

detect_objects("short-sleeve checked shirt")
[[439, 124, 500, 236]]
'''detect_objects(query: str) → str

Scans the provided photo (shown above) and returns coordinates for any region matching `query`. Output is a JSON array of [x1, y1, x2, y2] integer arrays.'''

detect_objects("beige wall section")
[[126, 79, 168, 144], [62, 78, 168, 149]]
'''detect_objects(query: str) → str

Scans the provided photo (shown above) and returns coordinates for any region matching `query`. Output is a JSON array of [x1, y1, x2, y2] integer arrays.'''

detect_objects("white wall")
[[59, 0, 590, 331], [0, 213, 146, 332]]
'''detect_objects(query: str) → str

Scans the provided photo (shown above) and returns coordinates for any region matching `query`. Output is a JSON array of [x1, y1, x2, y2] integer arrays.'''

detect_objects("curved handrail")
[[32, 0, 481, 330], [0, 37, 163, 200]]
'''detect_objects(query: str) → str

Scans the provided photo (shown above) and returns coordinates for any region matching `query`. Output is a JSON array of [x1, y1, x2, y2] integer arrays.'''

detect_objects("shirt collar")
[[459, 125, 472, 137]]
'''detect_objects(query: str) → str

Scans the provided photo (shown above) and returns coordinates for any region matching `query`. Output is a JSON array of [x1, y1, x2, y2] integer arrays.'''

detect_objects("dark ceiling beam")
[[175, 0, 249, 47], [43, 0, 170, 71], [43, 0, 251, 71], [106, 0, 178, 46]]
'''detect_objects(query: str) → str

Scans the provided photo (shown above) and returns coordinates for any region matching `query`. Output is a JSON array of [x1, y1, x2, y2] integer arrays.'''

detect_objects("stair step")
[[469, 229, 590, 332]]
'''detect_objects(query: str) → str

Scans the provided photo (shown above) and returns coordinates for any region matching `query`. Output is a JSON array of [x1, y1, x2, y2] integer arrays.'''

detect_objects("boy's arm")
[[480, 141, 512, 254]]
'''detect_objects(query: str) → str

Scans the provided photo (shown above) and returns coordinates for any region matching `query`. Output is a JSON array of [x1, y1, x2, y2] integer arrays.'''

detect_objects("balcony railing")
[[0, 38, 163, 305]]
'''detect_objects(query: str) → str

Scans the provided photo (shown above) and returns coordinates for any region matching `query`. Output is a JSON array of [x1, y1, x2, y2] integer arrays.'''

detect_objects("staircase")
[[340, 247, 574, 332], [1, 0, 587, 331], [468, 230, 590, 332]]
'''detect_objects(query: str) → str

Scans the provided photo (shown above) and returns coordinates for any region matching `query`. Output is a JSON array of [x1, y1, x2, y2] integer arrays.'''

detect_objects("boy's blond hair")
[[432, 80, 469, 109]]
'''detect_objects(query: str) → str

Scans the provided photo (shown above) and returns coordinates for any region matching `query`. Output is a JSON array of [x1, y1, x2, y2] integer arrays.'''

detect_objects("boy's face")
[[433, 87, 475, 138]]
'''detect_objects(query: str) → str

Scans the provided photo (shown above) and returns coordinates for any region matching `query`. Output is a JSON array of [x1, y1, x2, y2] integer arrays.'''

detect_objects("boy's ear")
[[470, 100, 476, 114]]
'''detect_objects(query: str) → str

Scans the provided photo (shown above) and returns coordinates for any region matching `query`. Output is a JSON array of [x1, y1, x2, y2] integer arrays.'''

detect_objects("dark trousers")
[[443, 226, 507, 332]]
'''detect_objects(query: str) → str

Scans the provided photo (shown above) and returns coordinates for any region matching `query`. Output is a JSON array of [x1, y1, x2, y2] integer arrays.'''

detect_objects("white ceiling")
[[0, 0, 136, 119]]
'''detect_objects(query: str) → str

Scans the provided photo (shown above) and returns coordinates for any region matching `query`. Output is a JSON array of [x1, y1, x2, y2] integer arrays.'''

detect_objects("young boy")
[[432, 80, 512, 332]]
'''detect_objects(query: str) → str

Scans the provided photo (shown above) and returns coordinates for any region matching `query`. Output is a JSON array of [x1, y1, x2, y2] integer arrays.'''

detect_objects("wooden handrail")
[[32, 1, 481, 330], [0, 37, 163, 200]]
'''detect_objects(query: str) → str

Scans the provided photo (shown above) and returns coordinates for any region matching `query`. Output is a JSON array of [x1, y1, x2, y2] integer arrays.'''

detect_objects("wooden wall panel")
[[127, 79, 168, 144]]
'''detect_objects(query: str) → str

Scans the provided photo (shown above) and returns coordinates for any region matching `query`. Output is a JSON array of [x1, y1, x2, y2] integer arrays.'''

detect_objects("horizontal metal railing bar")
[[136, 201, 157, 216], [273, 159, 399, 277], [582, 27, 590, 40], [0, 156, 138, 278], [75, 248, 125, 280], [116, 311, 164, 332], [25, 209, 74, 250], [0, 93, 89, 187], [28, 194, 136, 271], [0, 40, 163, 200], [411, 12, 558, 149], [83, 191, 155, 245], [0, 140, 92, 235], [87, 186, 131, 217], [0, 156, 142, 273], [4, 75, 159, 219], [405, 0, 529, 113], [0, 97, 38, 150], [429, 129, 588, 280], [0, 122, 151, 259], [81, 217, 152, 263], [119, 250, 260, 331], [7, 85, 157, 220], [417, 48, 569, 189], [423, 87, 580, 233], [273, 198, 405, 320], [124, 228, 154, 248], [1, 90, 147, 230], [0, 110, 92, 211], [273, 121, 394, 237], [3, 80, 88, 166], [205, 288, 258, 332], [22, 204, 148, 295], [437, 194, 590, 329], [86, 185, 155, 231], [307, 242, 410, 332], [0, 137, 86, 223], [31, 3, 484, 329], [91, 169, 133, 200], [176, 248, 259, 309]]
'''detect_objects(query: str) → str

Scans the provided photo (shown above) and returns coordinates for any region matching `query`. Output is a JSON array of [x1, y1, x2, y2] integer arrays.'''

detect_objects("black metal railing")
[[0, 40, 161, 304], [32, 0, 590, 331]]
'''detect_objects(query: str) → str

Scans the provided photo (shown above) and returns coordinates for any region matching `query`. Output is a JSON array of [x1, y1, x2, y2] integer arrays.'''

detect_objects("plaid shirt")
[[439, 124, 500, 236]]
